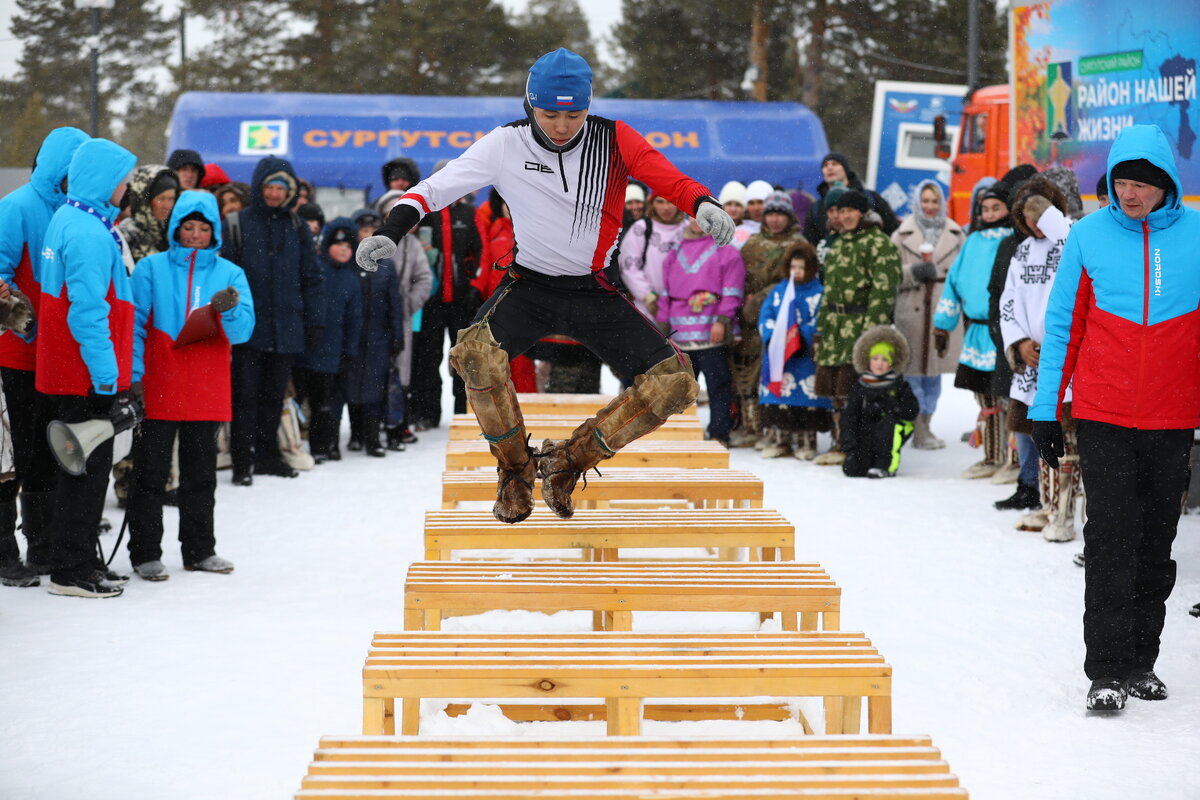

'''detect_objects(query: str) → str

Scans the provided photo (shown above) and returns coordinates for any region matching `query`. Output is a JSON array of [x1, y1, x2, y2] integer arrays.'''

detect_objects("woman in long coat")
[[890, 180, 965, 449]]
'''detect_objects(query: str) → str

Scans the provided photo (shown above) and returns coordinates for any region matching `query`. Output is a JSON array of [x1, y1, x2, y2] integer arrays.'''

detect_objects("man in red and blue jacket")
[[0, 126, 88, 587], [35, 137, 138, 598], [1030, 124, 1200, 712]]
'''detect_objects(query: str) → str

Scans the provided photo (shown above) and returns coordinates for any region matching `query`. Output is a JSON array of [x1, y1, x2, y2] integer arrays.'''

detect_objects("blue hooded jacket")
[[220, 156, 323, 354], [1031, 124, 1200, 429], [36, 138, 137, 396], [132, 191, 255, 421], [299, 218, 363, 375], [0, 126, 89, 369]]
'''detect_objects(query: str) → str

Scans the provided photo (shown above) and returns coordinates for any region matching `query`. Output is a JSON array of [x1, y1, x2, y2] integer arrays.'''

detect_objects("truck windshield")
[[961, 113, 988, 154]]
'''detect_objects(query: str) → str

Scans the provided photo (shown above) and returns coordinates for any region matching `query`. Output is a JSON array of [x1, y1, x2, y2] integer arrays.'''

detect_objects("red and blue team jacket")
[[0, 127, 89, 371], [132, 191, 255, 421], [36, 138, 138, 397], [1030, 124, 1200, 429]]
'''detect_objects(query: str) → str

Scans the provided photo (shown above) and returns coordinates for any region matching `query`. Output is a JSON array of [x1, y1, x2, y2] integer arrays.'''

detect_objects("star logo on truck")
[[238, 120, 289, 155]]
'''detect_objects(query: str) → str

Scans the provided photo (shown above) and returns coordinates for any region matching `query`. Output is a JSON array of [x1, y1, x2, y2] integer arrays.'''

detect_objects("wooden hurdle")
[[297, 735, 969, 798], [441, 468, 762, 510], [423, 509, 795, 561], [448, 414, 704, 441], [362, 631, 892, 737], [404, 560, 841, 632], [445, 439, 730, 470], [515, 392, 698, 417]]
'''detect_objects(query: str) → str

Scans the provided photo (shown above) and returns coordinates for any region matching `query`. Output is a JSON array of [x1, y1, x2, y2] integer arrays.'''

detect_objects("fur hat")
[[718, 181, 746, 206], [381, 157, 420, 189], [782, 240, 820, 283], [526, 48, 592, 111], [1042, 166, 1084, 220], [763, 190, 795, 217], [1011, 176, 1068, 238], [745, 180, 773, 203], [832, 189, 869, 214], [852, 325, 910, 374]]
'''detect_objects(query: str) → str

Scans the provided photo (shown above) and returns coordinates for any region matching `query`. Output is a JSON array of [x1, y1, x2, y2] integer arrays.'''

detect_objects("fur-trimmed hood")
[[1011, 175, 1068, 239], [852, 324, 910, 374]]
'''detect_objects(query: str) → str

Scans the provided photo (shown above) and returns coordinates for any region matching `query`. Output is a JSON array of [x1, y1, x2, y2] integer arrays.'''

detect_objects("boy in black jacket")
[[842, 325, 919, 478]]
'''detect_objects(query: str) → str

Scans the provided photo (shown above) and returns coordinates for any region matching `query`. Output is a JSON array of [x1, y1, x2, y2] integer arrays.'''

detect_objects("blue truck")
[[167, 92, 828, 217]]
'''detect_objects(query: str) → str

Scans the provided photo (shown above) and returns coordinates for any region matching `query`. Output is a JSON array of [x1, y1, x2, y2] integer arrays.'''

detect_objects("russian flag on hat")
[[527, 48, 592, 112]]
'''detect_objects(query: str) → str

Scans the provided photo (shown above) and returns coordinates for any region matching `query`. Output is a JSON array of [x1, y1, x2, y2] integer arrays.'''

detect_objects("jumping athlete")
[[357, 48, 736, 523]]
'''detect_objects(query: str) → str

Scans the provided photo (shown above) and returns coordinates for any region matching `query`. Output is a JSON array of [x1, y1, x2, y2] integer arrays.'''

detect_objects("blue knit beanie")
[[526, 48, 592, 112]]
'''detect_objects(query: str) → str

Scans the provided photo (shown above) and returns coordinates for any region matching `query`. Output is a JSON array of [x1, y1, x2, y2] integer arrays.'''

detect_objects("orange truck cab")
[[942, 85, 1009, 226]]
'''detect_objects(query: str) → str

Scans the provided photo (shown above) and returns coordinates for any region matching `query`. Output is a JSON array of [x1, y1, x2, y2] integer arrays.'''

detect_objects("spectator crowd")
[[0, 122, 1195, 689]]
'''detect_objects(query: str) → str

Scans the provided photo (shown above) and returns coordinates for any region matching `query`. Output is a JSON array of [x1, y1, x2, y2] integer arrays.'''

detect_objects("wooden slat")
[[515, 393, 697, 417], [404, 561, 841, 631], [422, 508, 795, 561], [446, 439, 728, 470], [298, 736, 969, 799], [449, 414, 704, 441], [441, 468, 763, 510]]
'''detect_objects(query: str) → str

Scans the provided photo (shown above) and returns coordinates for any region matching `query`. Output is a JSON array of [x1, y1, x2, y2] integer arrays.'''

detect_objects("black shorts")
[[472, 264, 681, 382]]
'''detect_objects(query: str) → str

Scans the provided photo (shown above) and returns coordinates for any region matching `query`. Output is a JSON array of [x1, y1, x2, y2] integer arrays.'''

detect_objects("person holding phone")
[[357, 48, 735, 525]]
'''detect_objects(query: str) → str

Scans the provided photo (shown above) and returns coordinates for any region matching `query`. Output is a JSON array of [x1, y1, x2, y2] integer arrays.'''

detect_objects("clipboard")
[[173, 304, 222, 348]]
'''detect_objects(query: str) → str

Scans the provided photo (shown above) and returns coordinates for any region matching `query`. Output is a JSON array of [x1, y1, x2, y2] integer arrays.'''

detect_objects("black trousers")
[[230, 346, 294, 470], [473, 268, 679, 383], [0, 366, 59, 499], [48, 395, 113, 578], [127, 418, 219, 566], [842, 417, 912, 477], [1076, 420, 1191, 680], [687, 346, 733, 442], [295, 367, 339, 456], [409, 299, 475, 425]]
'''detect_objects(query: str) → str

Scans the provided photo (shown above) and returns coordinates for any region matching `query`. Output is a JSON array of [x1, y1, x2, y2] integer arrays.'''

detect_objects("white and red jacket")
[[385, 116, 712, 277]]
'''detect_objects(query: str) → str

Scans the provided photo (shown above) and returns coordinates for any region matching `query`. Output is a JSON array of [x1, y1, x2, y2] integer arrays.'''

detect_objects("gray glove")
[[696, 201, 736, 247], [910, 262, 937, 283], [355, 235, 396, 273]]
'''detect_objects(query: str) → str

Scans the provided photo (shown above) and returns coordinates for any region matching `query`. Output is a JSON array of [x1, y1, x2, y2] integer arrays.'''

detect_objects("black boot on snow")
[[1086, 678, 1127, 712], [994, 482, 1041, 510], [385, 427, 407, 452], [1126, 670, 1168, 701], [1191, 602, 1200, 618]]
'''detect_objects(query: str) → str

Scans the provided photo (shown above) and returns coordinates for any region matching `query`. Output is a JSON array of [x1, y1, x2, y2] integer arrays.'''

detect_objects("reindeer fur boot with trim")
[[538, 354, 698, 519], [449, 323, 536, 524]]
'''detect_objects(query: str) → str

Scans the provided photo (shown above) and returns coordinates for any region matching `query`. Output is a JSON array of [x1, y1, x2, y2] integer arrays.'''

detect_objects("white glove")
[[356, 235, 396, 272], [696, 201, 736, 246]]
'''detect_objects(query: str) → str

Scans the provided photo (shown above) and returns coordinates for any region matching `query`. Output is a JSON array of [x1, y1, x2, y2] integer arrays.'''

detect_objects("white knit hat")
[[625, 183, 646, 203], [718, 181, 746, 206], [745, 180, 773, 203]]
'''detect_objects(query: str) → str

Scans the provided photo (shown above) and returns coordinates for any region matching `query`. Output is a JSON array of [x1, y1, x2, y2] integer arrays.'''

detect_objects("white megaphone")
[[47, 394, 143, 476], [47, 419, 117, 477]]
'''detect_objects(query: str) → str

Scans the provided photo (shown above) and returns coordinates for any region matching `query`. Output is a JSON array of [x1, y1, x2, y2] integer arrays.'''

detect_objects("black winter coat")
[[840, 372, 919, 454], [417, 201, 483, 309], [341, 262, 404, 405], [803, 176, 899, 245], [986, 231, 1027, 398], [220, 157, 323, 354], [299, 221, 363, 375]]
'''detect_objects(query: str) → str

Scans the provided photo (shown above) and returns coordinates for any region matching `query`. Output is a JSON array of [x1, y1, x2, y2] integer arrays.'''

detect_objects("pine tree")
[[0, 0, 174, 164]]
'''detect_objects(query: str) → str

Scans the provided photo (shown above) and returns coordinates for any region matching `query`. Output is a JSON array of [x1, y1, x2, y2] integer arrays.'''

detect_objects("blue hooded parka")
[[299, 218, 363, 375]]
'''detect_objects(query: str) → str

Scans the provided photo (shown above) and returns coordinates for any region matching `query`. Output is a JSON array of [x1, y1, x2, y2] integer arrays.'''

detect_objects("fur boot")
[[793, 429, 819, 460], [1043, 434, 1080, 542], [537, 354, 698, 518], [990, 435, 1021, 484], [1017, 456, 1052, 531], [813, 407, 846, 465], [911, 414, 945, 450], [963, 395, 1004, 479], [759, 427, 792, 459], [449, 323, 536, 524], [729, 396, 760, 448]]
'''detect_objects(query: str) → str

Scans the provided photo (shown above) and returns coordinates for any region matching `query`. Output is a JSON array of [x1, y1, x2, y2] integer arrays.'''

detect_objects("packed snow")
[[2, 374, 1198, 799]]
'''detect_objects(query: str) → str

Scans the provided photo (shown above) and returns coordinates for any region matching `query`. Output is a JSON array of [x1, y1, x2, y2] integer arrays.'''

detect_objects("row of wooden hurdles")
[[295, 393, 970, 799]]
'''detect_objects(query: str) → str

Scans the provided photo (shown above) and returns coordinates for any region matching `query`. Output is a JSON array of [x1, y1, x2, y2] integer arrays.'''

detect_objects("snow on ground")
[[2, 373, 1199, 799]]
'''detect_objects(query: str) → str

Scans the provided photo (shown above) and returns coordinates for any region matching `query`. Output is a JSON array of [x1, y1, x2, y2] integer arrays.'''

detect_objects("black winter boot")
[[1086, 678, 1127, 712], [1126, 670, 1168, 700], [20, 491, 55, 573], [364, 419, 386, 458], [994, 482, 1041, 510], [385, 427, 407, 452], [0, 499, 39, 587]]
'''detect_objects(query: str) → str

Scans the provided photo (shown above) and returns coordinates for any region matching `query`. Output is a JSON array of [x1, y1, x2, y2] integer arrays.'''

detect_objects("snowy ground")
[[2, 372, 1199, 799]]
